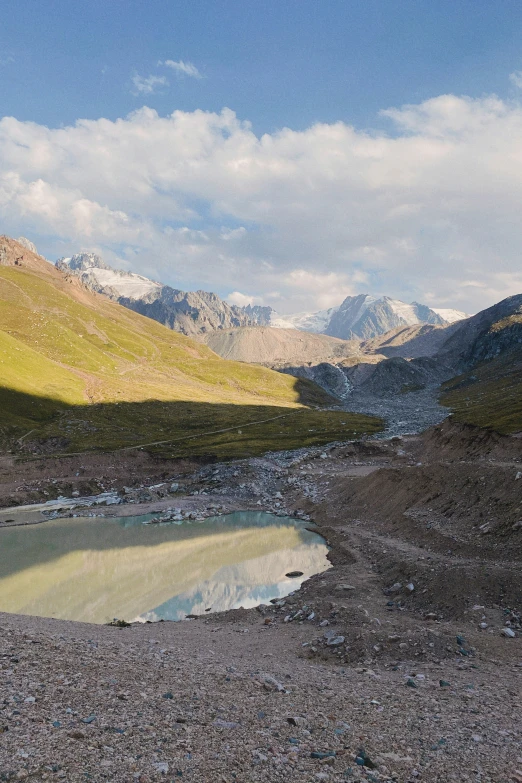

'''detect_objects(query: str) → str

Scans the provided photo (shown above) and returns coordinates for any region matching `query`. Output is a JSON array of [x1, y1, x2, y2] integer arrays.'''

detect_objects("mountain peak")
[[57, 252, 111, 272]]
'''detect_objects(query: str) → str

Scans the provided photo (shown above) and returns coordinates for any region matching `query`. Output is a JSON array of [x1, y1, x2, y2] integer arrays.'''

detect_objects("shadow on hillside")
[[0, 386, 382, 461]]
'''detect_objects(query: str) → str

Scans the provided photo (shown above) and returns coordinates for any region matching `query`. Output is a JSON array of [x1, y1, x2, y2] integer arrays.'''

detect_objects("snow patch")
[[271, 307, 339, 333], [431, 308, 468, 323], [82, 268, 162, 299], [386, 299, 422, 325]]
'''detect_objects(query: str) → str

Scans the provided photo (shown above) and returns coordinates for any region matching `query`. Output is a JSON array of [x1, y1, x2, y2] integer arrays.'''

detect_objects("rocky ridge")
[[56, 253, 272, 337], [54, 248, 466, 339]]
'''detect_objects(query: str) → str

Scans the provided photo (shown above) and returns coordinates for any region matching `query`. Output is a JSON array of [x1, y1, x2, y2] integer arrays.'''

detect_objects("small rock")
[[326, 636, 345, 647], [287, 716, 307, 727], [153, 762, 169, 774], [213, 719, 239, 729], [286, 571, 304, 578], [501, 627, 516, 638], [311, 751, 336, 759], [385, 583, 402, 595], [355, 749, 376, 769], [260, 675, 286, 692]]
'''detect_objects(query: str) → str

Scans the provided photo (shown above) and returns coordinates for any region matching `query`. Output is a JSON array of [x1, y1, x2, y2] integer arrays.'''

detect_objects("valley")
[[0, 236, 520, 782], [0, 418, 520, 782]]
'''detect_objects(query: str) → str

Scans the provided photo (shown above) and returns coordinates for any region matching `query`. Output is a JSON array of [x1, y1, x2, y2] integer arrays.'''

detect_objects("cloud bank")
[[1, 92, 522, 313]]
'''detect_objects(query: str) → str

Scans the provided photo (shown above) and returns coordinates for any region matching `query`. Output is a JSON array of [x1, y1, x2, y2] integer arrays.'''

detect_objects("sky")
[[1, 0, 522, 314]]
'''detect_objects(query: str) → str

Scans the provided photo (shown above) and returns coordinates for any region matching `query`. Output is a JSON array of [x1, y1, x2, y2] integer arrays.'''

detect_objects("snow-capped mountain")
[[56, 254, 271, 337], [272, 295, 468, 340], [55, 252, 467, 341], [57, 254, 162, 299]]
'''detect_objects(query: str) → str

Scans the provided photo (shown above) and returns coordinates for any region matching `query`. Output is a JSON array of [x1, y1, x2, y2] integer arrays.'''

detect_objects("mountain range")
[[55, 251, 467, 340], [0, 236, 379, 457], [272, 296, 466, 339], [55, 253, 271, 338]]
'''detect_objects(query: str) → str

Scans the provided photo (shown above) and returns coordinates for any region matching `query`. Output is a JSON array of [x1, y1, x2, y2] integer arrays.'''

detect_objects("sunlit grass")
[[0, 265, 383, 456]]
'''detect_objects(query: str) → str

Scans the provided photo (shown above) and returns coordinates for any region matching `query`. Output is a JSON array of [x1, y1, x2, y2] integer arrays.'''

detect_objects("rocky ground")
[[0, 421, 521, 782], [339, 387, 450, 438]]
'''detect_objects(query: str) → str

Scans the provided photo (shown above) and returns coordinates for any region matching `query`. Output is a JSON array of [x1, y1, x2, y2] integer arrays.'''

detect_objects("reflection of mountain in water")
[[0, 512, 329, 624], [139, 543, 326, 621]]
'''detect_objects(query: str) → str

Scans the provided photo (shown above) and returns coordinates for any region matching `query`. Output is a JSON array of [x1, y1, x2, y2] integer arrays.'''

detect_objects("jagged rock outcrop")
[[121, 288, 271, 337], [17, 237, 40, 255], [56, 253, 272, 337]]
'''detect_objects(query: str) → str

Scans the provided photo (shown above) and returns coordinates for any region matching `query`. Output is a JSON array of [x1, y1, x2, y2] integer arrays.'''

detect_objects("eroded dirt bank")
[[0, 421, 520, 782]]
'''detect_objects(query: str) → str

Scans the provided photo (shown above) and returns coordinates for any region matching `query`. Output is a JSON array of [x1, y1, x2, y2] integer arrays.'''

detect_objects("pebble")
[[311, 751, 336, 759], [259, 675, 286, 692], [326, 636, 345, 647]]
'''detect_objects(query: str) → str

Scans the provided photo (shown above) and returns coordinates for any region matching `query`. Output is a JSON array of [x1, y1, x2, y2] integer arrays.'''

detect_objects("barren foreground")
[[0, 421, 520, 782]]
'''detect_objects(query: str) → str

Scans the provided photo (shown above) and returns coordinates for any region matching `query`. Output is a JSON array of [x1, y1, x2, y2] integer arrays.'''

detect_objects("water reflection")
[[0, 511, 329, 624]]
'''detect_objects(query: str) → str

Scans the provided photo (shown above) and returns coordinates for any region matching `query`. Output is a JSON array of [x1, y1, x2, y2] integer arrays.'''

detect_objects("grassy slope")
[[440, 355, 522, 434], [0, 251, 382, 455]]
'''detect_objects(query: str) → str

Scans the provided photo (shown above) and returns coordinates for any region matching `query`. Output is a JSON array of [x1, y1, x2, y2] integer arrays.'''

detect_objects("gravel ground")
[[0, 425, 521, 782], [339, 388, 450, 439], [0, 611, 520, 783]]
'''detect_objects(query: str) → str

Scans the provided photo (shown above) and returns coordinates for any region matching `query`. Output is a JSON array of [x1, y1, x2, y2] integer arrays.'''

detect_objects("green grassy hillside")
[[440, 355, 522, 434], [0, 238, 382, 456]]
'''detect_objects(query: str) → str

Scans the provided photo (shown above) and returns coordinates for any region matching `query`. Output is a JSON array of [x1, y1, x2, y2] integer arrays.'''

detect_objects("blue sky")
[[3, 0, 522, 133], [1, 0, 522, 313]]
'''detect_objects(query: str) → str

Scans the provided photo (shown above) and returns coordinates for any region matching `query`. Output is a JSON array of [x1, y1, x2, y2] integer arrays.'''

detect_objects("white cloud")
[[131, 74, 169, 95], [159, 60, 202, 79], [1, 90, 522, 313], [509, 71, 522, 89], [227, 291, 262, 307]]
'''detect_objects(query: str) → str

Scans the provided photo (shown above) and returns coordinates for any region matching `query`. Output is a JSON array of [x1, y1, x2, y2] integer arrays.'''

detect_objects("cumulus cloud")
[[1, 92, 522, 313], [131, 74, 169, 95], [227, 291, 263, 307], [159, 59, 202, 79]]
